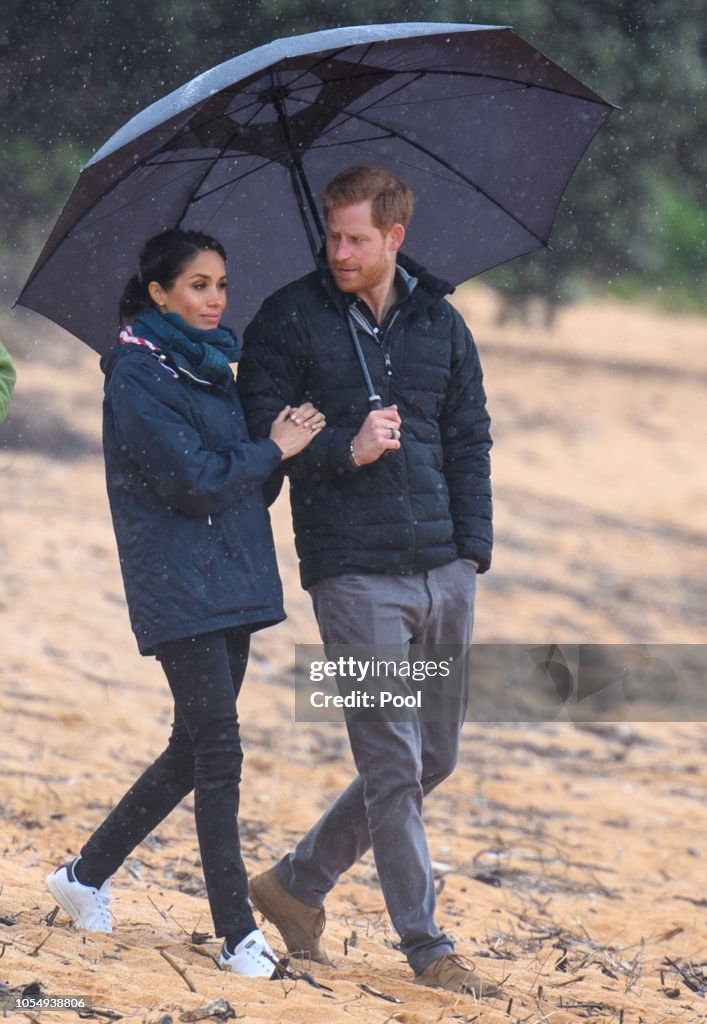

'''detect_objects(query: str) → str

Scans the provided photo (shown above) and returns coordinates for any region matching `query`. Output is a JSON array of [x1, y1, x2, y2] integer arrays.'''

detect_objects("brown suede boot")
[[415, 953, 502, 998], [249, 868, 332, 965]]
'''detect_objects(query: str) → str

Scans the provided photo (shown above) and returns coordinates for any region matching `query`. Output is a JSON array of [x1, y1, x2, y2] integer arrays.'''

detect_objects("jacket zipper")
[[349, 305, 416, 566], [348, 306, 398, 399], [383, 311, 416, 567], [381, 309, 399, 391]]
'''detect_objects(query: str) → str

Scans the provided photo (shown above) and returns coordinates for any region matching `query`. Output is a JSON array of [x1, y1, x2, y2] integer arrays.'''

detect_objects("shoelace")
[[92, 887, 112, 927], [439, 953, 478, 974]]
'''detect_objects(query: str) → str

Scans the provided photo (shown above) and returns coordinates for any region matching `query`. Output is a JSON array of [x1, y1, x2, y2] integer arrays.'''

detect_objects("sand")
[[1, 287, 705, 1023]]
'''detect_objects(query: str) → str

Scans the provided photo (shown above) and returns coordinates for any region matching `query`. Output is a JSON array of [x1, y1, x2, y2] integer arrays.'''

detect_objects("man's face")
[[325, 200, 402, 296]]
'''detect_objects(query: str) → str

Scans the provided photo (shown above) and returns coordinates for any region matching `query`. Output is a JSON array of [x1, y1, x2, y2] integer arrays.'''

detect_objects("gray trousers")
[[273, 559, 476, 974]]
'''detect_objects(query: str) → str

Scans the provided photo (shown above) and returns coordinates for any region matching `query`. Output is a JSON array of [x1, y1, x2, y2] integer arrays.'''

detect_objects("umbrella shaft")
[[347, 313, 382, 410], [269, 88, 326, 253]]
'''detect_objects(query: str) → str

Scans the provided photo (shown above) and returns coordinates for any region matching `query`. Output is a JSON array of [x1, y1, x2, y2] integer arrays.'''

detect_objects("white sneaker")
[[45, 858, 112, 933], [219, 929, 282, 978]]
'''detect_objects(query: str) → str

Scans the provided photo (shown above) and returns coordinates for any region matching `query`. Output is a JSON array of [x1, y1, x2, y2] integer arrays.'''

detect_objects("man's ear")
[[388, 223, 405, 252]]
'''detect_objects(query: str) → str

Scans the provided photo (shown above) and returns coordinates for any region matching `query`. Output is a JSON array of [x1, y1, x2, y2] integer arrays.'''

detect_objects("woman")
[[46, 228, 323, 978]]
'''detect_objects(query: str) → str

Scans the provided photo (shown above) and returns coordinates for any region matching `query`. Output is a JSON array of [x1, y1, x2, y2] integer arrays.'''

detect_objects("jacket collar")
[[315, 250, 454, 318], [100, 338, 217, 388]]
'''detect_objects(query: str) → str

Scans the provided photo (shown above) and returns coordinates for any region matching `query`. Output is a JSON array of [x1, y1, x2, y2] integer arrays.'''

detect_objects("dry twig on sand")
[[159, 949, 196, 992]]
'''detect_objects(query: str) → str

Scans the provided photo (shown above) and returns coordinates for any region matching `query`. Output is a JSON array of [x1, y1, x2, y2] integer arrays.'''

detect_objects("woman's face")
[[149, 249, 227, 329]]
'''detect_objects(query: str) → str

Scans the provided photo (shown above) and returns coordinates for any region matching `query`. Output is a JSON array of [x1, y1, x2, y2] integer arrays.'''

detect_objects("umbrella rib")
[[64, 160, 220, 236], [190, 157, 283, 202], [136, 62, 608, 183], [73, 154, 276, 236], [334, 70, 426, 123], [179, 47, 356, 130], [188, 121, 416, 202], [145, 129, 395, 170], [169, 63, 594, 153], [187, 127, 399, 205], [295, 44, 374, 81], [171, 92, 265, 142], [337, 35, 610, 105], [314, 105, 548, 245], [143, 155, 235, 166], [139, 73, 521, 176], [53, 94, 272, 246], [418, 68, 611, 107], [307, 132, 396, 151], [195, 156, 279, 201], [167, 90, 280, 230], [171, 73, 524, 161], [353, 42, 376, 67], [268, 71, 532, 132], [350, 83, 528, 109], [173, 145, 255, 230], [77, 155, 276, 235], [271, 64, 609, 108], [248, 44, 357, 96]]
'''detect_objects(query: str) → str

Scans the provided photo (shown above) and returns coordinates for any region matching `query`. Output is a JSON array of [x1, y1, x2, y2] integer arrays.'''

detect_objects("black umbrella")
[[17, 22, 614, 353]]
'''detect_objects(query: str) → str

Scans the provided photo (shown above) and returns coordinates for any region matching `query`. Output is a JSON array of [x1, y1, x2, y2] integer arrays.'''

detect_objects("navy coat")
[[100, 344, 285, 655], [239, 255, 492, 590]]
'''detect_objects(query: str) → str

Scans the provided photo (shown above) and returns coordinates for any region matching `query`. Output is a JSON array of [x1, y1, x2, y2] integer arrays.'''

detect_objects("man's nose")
[[335, 239, 352, 261]]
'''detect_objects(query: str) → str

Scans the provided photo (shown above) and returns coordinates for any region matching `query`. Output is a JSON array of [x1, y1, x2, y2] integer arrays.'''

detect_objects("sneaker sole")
[[218, 953, 283, 979]]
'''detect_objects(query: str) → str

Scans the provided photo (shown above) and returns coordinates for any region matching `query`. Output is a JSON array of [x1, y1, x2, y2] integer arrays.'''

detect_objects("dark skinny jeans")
[[77, 627, 256, 943]]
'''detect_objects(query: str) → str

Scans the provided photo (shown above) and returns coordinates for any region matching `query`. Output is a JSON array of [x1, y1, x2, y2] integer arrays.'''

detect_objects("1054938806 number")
[[10, 995, 93, 1011]]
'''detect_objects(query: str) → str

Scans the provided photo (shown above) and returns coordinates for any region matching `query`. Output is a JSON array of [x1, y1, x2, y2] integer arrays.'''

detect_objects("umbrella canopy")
[[17, 22, 614, 353]]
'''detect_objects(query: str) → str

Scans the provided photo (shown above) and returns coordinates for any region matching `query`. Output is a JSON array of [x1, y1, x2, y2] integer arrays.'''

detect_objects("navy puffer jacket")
[[101, 344, 285, 655], [238, 255, 492, 590]]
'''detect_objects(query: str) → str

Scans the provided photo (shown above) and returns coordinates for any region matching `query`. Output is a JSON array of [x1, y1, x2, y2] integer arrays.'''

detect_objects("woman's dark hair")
[[119, 228, 227, 323]]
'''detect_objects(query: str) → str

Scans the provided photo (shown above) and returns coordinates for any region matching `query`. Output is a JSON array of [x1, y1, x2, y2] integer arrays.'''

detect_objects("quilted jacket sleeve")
[[107, 355, 282, 517], [439, 308, 493, 570], [239, 303, 359, 482]]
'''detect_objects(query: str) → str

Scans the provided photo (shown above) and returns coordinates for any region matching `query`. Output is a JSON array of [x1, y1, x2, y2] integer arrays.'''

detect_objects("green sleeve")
[[0, 341, 16, 424]]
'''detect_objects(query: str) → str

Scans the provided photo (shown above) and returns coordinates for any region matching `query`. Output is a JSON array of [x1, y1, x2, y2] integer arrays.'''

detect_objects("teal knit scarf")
[[131, 308, 241, 386]]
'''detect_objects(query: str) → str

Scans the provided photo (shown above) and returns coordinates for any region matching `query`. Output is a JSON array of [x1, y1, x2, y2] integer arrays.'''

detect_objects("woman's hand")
[[287, 402, 327, 431], [269, 404, 325, 459]]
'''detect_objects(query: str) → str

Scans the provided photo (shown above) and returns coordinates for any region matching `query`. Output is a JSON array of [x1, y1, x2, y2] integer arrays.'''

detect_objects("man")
[[238, 165, 497, 998]]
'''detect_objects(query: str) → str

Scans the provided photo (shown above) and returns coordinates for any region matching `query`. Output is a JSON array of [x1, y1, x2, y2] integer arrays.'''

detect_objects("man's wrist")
[[349, 439, 361, 469]]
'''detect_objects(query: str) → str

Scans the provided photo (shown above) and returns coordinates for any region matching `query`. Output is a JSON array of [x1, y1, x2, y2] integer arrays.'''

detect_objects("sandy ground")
[[1, 287, 706, 1023]]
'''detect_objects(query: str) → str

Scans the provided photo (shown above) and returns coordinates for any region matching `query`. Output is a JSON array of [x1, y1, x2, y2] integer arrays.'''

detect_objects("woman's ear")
[[148, 281, 165, 308]]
